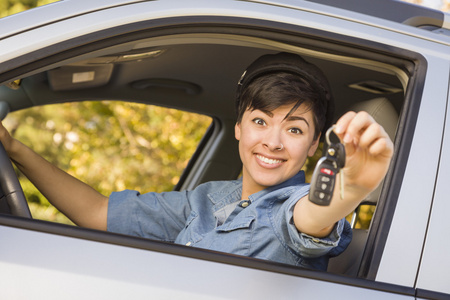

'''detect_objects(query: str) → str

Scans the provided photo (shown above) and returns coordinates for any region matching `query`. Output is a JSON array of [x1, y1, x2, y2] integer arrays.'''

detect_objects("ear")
[[235, 122, 241, 141], [307, 134, 321, 157]]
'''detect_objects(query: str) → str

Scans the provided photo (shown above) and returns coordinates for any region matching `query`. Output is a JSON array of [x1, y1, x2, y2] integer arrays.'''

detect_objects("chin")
[[254, 177, 285, 188]]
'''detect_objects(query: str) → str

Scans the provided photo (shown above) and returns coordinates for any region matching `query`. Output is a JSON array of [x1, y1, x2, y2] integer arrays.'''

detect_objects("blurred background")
[[405, 0, 449, 10]]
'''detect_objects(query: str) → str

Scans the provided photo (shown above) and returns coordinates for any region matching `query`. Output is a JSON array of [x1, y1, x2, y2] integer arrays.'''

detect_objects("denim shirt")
[[107, 171, 352, 270]]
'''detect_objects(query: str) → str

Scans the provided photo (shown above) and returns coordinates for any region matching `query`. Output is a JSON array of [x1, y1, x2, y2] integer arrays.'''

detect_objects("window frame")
[[0, 13, 426, 291]]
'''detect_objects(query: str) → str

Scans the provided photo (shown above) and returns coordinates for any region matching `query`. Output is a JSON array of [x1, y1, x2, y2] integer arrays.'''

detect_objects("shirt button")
[[239, 200, 251, 208], [186, 241, 192, 246]]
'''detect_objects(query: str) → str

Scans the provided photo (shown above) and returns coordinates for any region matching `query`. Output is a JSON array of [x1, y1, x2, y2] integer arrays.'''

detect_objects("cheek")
[[239, 126, 260, 145], [291, 146, 307, 161], [287, 141, 312, 161], [239, 132, 255, 153]]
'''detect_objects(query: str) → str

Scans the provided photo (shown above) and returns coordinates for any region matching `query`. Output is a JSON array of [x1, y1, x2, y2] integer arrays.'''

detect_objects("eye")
[[289, 127, 303, 135], [252, 118, 266, 126]]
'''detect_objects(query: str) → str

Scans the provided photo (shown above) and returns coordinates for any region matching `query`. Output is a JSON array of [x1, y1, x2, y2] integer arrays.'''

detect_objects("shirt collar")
[[249, 170, 306, 201], [207, 171, 306, 209]]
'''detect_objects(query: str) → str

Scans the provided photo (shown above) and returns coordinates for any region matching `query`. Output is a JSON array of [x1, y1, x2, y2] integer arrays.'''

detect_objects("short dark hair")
[[235, 52, 333, 140], [236, 72, 327, 140]]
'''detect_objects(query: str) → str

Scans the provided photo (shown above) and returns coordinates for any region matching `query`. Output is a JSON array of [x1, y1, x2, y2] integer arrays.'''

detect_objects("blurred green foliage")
[[0, 0, 59, 18], [5, 102, 211, 224]]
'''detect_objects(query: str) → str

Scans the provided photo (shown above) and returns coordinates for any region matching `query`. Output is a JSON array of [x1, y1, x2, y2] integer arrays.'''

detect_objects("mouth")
[[256, 154, 285, 165]]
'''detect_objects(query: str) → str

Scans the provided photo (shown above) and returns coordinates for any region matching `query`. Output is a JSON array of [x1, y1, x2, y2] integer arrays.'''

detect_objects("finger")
[[0, 120, 6, 138], [0, 120, 13, 150], [343, 135, 356, 157], [334, 111, 357, 139], [334, 111, 359, 156], [357, 120, 394, 157], [367, 134, 394, 157], [341, 111, 375, 145], [359, 123, 385, 149]]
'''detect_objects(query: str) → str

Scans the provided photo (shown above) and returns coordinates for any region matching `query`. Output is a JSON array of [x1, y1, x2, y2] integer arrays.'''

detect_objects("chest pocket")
[[210, 215, 256, 255], [215, 215, 255, 232]]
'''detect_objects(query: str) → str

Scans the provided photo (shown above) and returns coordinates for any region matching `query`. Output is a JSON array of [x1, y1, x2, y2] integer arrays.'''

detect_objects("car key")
[[309, 125, 346, 206]]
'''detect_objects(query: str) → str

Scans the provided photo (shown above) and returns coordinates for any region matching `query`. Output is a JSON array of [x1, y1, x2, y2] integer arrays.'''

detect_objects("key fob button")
[[320, 176, 331, 183], [314, 191, 327, 200]]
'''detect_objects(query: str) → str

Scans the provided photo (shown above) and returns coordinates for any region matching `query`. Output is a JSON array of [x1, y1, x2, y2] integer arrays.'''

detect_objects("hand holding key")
[[333, 111, 393, 197], [296, 111, 393, 237], [309, 111, 393, 206]]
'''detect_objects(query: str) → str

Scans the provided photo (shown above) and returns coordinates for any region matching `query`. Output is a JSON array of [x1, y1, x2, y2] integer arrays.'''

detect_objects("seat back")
[[327, 97, 398, 276]]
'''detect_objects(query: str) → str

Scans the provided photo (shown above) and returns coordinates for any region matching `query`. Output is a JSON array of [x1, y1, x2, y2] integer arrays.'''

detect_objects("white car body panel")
[[0, 0, 449, 298], [0, 225, 412, 299]]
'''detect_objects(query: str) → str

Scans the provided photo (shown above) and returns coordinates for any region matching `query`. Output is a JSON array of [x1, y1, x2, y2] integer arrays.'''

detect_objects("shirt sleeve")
[[283, 187, 352, 258], [107, 189, 191, 242]]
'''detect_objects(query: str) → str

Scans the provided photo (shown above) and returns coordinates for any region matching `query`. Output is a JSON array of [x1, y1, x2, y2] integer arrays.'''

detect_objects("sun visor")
[[47, 64, 113, 91]]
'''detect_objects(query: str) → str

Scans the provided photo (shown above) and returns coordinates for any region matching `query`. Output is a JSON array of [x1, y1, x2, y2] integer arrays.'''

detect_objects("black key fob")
[[309, 156, 339, 206], [308, 126, 345, 206]]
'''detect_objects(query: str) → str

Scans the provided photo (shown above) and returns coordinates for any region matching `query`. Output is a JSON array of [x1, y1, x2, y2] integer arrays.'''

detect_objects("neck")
[[241, 177, 265, 200]]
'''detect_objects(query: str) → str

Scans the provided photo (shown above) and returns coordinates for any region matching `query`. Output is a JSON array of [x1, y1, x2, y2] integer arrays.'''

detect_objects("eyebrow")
[[256, 109, 310, 127], [284, 115, 310, 127]]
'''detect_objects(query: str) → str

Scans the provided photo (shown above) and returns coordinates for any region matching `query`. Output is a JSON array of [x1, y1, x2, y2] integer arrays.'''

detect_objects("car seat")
[[327, 97, 398, 276]]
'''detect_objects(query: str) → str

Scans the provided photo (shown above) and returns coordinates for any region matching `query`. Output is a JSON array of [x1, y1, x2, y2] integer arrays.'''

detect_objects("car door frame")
[[0, 1, 446, 297]]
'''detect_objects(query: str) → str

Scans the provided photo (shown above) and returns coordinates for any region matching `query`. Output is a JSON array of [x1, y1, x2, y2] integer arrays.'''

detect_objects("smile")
[[256, 154, 285, 165]]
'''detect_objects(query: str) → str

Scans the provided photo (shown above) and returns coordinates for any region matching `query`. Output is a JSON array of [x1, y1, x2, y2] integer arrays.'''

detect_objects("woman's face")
[[235, 104, 320, 198]]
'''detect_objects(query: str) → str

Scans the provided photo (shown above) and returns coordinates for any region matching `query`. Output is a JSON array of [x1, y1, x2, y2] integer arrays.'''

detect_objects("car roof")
[[1, 0, 449, 40], [265, 0, 450, 30]]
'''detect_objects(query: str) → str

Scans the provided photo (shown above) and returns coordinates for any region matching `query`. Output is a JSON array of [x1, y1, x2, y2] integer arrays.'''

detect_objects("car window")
[[3, 101, 212, 224]]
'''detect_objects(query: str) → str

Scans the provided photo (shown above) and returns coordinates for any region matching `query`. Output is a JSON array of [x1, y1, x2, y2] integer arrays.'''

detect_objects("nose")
[[263, 128, 284, 151]]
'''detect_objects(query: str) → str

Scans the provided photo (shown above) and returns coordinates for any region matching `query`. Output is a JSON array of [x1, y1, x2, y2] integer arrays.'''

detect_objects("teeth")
[[257, 155, 283, 164]]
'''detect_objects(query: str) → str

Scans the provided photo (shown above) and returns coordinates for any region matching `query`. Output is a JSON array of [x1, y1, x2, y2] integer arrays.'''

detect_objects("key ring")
[[325, 125, 337, 157], [325, 125, 336, 146]]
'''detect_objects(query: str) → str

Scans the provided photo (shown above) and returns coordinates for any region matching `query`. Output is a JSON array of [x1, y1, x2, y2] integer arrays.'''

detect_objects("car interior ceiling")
[[2, 41, 405, 114], [2, 39, 405, 174], [0, 35, 406, 277]]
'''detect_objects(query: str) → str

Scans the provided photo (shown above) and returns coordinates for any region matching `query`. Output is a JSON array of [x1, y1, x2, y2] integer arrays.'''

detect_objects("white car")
[[0, 0, 449, 299]]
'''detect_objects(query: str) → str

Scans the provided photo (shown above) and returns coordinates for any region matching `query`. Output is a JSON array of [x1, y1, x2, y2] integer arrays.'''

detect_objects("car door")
[[1, 0, 449, 298]]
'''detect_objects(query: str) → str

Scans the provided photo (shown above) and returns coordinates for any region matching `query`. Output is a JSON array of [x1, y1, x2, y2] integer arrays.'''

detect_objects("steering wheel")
[[0, 141, 32, 218]]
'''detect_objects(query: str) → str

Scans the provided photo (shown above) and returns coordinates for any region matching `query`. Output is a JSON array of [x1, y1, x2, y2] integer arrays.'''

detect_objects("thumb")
[[0, 120, 13, 151]]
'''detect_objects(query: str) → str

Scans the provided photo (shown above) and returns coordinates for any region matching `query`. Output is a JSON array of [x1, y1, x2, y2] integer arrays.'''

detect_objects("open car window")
[[0, 32, 409, 278], [3, 102, 212, 223]]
